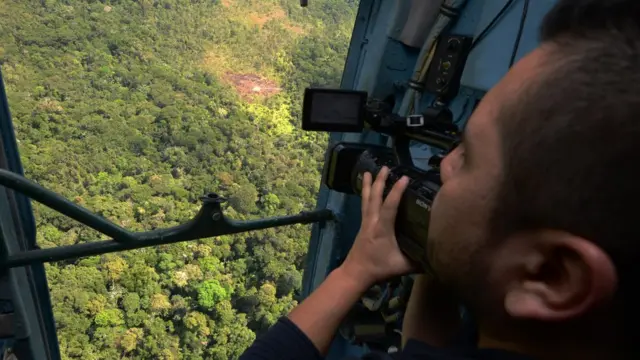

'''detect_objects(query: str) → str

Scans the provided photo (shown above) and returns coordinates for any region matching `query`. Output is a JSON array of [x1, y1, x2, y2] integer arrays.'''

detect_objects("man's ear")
[[502, 230, 617, 322]]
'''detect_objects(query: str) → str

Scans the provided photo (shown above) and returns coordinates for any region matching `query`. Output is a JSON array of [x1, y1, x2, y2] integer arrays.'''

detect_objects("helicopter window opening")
[[1, 1, 358, 358]]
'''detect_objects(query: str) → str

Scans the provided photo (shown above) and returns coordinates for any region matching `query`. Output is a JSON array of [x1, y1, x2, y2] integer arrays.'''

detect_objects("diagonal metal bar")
[[0, 169, 335, 269], [0, 169, 136, 243]]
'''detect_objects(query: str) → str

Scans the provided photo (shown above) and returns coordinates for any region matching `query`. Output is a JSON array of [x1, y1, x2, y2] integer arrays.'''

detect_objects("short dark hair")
[[490, 0, 640, 340]]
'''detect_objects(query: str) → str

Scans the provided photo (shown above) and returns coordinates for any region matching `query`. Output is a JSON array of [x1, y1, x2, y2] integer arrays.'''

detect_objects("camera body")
[[324, 142, 441, 272], [302, 87, 460, 274], [301, 33, 473, 273]]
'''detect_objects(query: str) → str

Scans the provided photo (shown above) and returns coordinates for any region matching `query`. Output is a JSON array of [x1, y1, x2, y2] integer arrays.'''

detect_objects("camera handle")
[[373, 105, 457, 169], [393, 133, 416, 169]]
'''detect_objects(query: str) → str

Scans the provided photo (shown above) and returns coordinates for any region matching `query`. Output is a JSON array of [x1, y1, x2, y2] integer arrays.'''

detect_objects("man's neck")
[[478, 332, 621, 360], [477, 335, 526, 356]]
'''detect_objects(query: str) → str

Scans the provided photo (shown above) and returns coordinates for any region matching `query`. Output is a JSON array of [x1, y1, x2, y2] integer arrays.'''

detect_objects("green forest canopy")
[[0, 0, 357, 358]]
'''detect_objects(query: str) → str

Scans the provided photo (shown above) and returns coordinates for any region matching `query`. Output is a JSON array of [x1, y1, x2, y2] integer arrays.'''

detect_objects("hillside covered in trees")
[[0, 0, 357, 358]]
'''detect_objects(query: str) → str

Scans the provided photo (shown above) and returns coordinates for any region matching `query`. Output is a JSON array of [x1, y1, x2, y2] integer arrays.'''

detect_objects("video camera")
[[300, 87, 460, 275], [299, 34, 474, 350], [300, 34, 474, 275]]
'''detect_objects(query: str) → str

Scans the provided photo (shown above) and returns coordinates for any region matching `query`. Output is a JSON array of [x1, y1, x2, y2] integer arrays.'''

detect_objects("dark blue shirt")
[[239, 317, 533, 360]]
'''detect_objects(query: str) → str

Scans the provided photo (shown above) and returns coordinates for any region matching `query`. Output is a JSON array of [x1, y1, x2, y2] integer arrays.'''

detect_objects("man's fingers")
[[361, 172, 372, 214], [370, 167, 389, 211], [381, 176, 409, 221]]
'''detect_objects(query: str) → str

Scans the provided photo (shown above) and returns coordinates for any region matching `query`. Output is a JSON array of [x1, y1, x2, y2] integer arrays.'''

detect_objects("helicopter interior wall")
[[460, 0, 558, 92], [410, 0, 558, 168], [403, 0, 559, 133], [407, 0, 560, 123], [393, 0, 443, 48]]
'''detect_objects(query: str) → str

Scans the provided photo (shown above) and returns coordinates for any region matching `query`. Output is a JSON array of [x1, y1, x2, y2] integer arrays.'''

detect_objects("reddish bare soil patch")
[[221, 0, 232, 7], [222, 73, 281, 101]]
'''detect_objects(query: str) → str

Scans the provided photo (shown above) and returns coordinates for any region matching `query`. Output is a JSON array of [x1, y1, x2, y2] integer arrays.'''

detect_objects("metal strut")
[[0, 169, 335, 269]]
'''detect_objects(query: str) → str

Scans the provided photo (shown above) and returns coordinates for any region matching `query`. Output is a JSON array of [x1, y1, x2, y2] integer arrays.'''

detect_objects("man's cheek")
[[431, 184, 461, 226], [427, 191, 459, 268]]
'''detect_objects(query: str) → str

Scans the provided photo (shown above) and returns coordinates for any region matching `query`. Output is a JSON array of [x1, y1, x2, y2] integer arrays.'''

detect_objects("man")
[[240, 0, 639, 359]]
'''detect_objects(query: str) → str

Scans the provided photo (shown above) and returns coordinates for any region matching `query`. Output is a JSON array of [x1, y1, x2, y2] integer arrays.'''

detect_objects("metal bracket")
[[0, 169, 334, 269], [406, 114, 425, 127]]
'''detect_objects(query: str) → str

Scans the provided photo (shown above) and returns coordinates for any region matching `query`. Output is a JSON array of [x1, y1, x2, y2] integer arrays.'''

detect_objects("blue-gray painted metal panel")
[[460, 0, 558, 91]]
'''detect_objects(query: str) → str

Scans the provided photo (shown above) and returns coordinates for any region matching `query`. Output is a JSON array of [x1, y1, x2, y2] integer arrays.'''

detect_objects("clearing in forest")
[[201, 49, 282, 101], [199, 1, 307, 101], [222, 73, 282, 101]]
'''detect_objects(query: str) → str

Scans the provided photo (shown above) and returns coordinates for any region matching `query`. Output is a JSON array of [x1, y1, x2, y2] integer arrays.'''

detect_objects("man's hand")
[[284, 167, 413, 357], [340, 167, 415, 288]]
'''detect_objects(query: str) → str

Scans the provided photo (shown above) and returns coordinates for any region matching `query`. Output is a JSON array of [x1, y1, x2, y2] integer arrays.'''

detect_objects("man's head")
[[427, 0, 640, 355]]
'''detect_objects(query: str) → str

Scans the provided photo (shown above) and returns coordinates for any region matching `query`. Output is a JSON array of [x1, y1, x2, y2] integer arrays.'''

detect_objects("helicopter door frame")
[[0, 67, 60, 360]]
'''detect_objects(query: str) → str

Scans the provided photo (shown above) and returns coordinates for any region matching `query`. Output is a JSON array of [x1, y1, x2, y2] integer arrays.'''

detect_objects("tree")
[[102, 255, 128, 284], [196, 280, 230, 309], [262, 193, 280, 214], [122, 293, 141, 315], [183, 311, 211, 337], [199, 256, 223, 276], [276, 269, 302, 297], [94, 309, 125, 327], [120, 328, 144, 353], [229, 183, 259, 213], [150, 293, 172, 313]]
